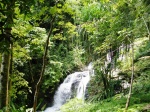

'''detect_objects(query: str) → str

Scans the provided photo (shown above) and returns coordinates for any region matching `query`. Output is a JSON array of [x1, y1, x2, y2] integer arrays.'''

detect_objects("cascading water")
[[44, 63, 94, 112]]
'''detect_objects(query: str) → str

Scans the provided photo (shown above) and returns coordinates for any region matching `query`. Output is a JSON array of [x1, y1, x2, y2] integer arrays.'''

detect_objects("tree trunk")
[[0, 28, 13, 112], [125, 42, 134, 111], [0, 54, 5, 109], [2, 20, 13, 112], [0, 50, 11, 112], [1, 1, 15, 110], [33, 16, 55, 112]]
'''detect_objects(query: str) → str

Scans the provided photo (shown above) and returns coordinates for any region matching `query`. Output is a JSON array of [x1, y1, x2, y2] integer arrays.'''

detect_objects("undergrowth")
[[61, 92, 150, 112]]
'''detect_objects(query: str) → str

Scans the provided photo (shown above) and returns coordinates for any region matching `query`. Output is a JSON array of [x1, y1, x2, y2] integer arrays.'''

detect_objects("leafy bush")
[[60, 98, 92, 112]]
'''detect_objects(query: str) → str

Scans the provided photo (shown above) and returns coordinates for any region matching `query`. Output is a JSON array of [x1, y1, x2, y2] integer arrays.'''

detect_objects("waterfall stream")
[[44, 63, 94, 112]]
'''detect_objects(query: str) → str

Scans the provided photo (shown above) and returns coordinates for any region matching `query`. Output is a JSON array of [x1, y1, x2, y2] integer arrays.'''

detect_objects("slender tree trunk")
[[9, 44, 13, 108], [125, 42, 134, 111], [33, 16, 55, 112], [0, 50, 11, 112], [3, 20, 13, 112], [0, 54, 5, 109], [2, 1, 15, 111], [0, 29, 12, 112], [0, 25, 12, 112], [5, 51, 11, 112]]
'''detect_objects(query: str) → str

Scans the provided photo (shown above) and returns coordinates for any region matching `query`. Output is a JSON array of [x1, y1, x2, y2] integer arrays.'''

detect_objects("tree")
[[125, 37, 134, 111], [0, 0, 35, 111], [33, 16, 55, 112], [0, 1, 15, 111]]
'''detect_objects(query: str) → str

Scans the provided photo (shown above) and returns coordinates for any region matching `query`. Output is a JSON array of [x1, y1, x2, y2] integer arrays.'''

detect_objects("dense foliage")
[[0, 0, 149, 111]]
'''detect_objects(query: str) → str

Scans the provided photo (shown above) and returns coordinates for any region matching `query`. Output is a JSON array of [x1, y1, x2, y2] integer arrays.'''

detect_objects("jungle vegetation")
[[0, 0, 150, 111]]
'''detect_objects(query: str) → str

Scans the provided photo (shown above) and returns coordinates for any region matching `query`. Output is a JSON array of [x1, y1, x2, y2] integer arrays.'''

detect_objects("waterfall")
[[44, 63, 93, 112]]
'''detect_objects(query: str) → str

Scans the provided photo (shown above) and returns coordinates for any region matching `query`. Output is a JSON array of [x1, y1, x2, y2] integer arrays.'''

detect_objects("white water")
[[44, 63, 93, 112]]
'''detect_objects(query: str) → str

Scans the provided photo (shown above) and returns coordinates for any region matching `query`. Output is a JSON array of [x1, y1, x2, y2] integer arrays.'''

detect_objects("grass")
[[60, 93, 150, 112]]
